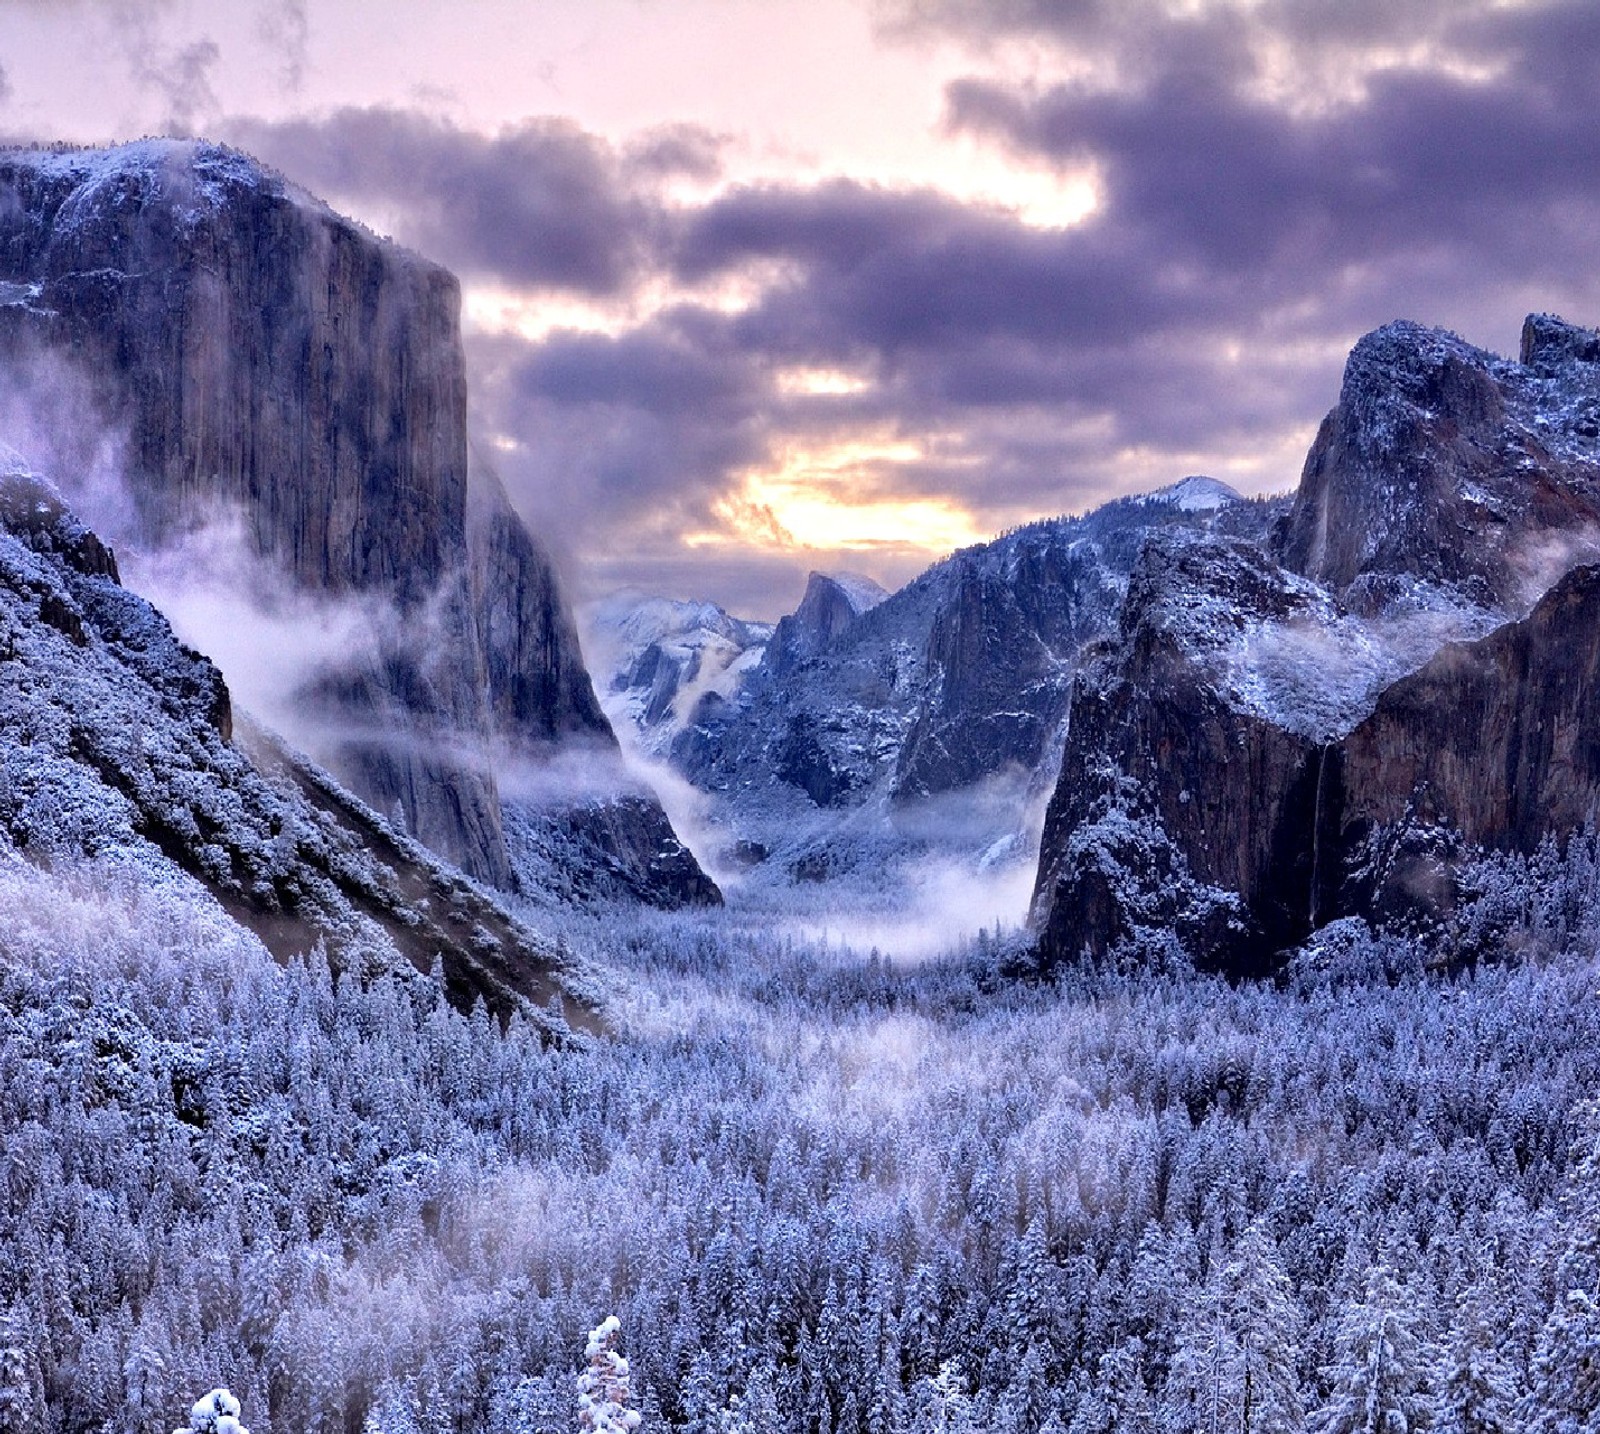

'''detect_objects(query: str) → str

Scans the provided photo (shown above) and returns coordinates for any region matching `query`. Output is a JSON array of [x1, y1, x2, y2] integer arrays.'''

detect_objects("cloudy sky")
[[3, 0, 1599, 618]]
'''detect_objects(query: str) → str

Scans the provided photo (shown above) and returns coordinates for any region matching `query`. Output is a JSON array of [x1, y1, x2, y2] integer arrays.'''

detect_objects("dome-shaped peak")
[[1145, 475, 1242, 512]]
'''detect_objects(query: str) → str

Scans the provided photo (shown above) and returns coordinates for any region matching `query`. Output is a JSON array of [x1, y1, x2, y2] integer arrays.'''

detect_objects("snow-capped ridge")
[[1036, 310, 1600, 977], [823, 570, 891, 616], [1136, 475, 1242, 512]]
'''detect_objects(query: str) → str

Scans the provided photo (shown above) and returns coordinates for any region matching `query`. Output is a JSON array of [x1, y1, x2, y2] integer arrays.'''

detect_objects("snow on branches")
[[174, 1388, 249, 1434], [578, 1317, 642, 1434]]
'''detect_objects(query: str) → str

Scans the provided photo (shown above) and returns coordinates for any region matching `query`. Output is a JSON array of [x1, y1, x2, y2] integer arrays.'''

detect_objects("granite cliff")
[[0, 139, 715, 909], [1032, 315, 1600, 973]]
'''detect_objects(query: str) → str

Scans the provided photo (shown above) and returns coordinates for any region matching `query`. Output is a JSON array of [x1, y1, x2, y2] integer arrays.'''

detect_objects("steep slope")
[[1032, 315, 1600, 973], [1279, 316, 1600, 608], [658, 480, 1280, 875], [0, 139, 714, 908], [0, 459, 596, 1026]]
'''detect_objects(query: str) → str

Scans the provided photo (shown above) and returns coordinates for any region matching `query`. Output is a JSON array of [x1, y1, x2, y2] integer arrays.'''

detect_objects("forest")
[[2, 827, 1600, 1434]]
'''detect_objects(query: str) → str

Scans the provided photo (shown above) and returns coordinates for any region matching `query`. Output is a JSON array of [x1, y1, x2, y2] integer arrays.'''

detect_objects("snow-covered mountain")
[[0, 138, 716, 911], [597, 481, 1284, 884], [1032, 314, 1600, 974], [584, 594, 773, 758], [0, 455, 596, 1024]]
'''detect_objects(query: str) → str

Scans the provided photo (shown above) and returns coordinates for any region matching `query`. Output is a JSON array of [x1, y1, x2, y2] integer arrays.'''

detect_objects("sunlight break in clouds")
[[687, 434, 986, 557]]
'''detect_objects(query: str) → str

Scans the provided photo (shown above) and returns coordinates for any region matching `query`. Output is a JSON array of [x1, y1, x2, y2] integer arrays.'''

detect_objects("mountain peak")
[[1139, 475, 1242, 512], [1521, 311, 1600, 373], [804, 569, 888, 617], [1278, 312, 1600, 608]]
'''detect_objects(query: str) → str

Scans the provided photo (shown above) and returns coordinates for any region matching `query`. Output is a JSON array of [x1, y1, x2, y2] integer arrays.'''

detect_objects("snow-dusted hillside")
[[1035, 314, 1600, 974], [0, 455, 596, 1026], [0, 137, 717, 912], [584, 594, 773, 758]]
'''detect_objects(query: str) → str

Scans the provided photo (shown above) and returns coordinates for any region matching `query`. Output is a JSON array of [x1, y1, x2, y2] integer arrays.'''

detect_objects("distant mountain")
[[597, 479, 1285, 881], [585, 594, 773, 759], [1032, 314, 1600, 974], [0, 457, 596, 1024], [0, 139, 716, 911]]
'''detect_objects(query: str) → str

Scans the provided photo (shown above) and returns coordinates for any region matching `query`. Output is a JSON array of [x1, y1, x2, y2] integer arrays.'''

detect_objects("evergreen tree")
[[174, 1388, 250, 1434], [1167, 1225, 1303, 1434], [0, 1314, 41, 1434], [1066, 1338, 1154, 1434], [1313, 1264, 1434, 1434], [1521, 1106, 1600, 1433], [579, 1318, 643, 1434], [1432, 1286, 1514, 1434]]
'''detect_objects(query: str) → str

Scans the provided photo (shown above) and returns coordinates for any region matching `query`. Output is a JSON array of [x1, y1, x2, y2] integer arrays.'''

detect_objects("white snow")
[[828, 570, 891, 615], [1135, 475, 1243, 512]]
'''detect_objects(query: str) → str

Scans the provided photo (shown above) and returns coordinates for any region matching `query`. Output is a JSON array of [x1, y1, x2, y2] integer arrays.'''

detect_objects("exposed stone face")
[[893, 525, 1140, 801], [468, 469, 610, 745], [1276, 318, 1600, 611], [1031, 533, 1332, 974], [1033, 315, 1600, 974], [765, 571, 886, 679], [504, 792, 722, 910], [1334, 563, 1600, 914], [662, 483, 1282, 878], [0, 139, 717, 907], [0, 142, 466, 599]]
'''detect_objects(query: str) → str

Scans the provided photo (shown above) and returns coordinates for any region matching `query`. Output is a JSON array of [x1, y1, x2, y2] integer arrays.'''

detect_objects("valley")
[[2, 134, 1600, 1434]]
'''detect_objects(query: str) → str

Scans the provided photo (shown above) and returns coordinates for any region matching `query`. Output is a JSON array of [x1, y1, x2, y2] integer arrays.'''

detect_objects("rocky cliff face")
[[0, 139, 716, 909], [1033, 315, 1600, 973], [0, 457, 596, 1026], [765, 571, 887, 679], [1331, 562, 1600, 922], [1278, 317, 1600, 610], [585, 594, 772, 758]]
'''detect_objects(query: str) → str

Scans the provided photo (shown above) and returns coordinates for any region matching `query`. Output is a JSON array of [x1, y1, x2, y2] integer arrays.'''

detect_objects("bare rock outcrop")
[[1033, 316, 1600, 973]]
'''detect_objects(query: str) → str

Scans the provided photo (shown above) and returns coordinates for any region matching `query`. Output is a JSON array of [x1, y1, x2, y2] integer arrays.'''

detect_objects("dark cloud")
[[150, 38, 220, 137], [0, 64, 10, 106], [942, 40, 1600, 286], [622, 123, 726, 184], [219, 0, 1600, 614], [876, 0, 1498, 61], [93, 0, 222, 136], [227, 108, 656, 296], [468, 324, 768, 541]]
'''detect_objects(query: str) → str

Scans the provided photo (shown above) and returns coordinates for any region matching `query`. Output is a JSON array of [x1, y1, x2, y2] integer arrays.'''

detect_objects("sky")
[[3, 0, 1600, 619]]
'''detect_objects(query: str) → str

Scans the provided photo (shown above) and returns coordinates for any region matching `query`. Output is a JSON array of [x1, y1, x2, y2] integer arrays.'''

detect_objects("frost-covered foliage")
[[577, 1319, 641, 1434], [0, 462, 591, 1021], [4, 833, 1600, 1432], [175, 1389, 249, 1434]]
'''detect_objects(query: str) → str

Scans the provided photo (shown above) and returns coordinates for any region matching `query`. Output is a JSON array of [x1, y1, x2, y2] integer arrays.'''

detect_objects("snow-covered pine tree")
[[1522, 1102, 1600, 1434], [1066, 1338, 1154, 1434], [0, 1312, 41, 1434], [1166, 1224, 1303, 1434], [578, 1317, 643, 1434], [174, 1389, 250, 1434], [1313, 1263, 1435, 1434], [1432, 1285, 1514, 1434]]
